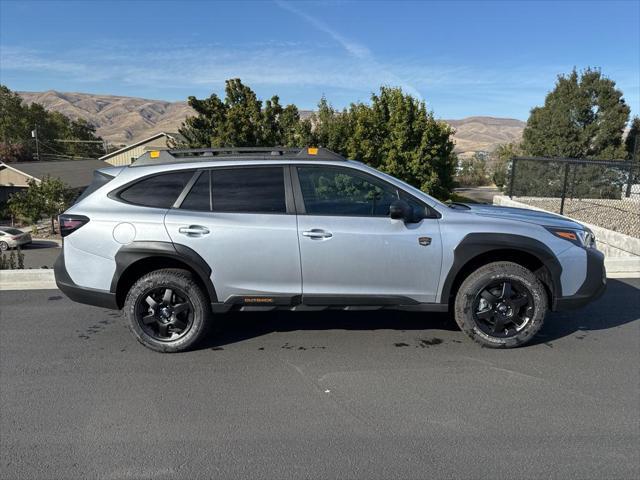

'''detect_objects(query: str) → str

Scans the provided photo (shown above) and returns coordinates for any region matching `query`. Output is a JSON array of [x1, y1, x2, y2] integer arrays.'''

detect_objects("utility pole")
[[31, 127, 40, 161]]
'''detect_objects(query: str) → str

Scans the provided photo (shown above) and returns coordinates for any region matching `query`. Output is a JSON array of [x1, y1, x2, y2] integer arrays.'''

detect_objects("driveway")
[[1, 279, 638, 479]]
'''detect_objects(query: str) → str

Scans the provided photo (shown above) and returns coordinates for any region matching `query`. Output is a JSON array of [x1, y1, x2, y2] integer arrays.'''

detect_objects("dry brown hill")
[[18, 90, 524, 154], [447, 116, 525, 157], [19, 90, 195, 146]]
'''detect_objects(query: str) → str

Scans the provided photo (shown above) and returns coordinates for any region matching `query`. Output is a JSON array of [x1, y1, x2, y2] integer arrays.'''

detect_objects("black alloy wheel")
[[472, 279, 534, 338], [135, 286, 194, 342]]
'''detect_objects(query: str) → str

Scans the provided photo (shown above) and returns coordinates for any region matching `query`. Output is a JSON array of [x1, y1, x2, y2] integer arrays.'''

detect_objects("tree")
[[179, 78, 304, 148], [490, 142, 522, 189], [39, 176, 74, 233], [7, 176, 72, 233], [7, 181, 43, 225], [456, 152, 490, 187], [179, 80, 458, 199], [0, 86, 27, 147], [309, 88, 457, 199], [522, 68, 630, 159], [0, 85, 104, 161], [626, 117, 640, 161]]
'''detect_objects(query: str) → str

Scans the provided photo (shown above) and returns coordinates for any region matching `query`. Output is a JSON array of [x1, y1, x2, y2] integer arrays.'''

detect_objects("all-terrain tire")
[[124, 268, 211, 353], [454, 261, 547, 348]]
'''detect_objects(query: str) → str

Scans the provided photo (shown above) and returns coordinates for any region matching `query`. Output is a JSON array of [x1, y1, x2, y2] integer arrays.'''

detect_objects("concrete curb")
[[0, 269, 57, 290], [0, 267, 636, 292]]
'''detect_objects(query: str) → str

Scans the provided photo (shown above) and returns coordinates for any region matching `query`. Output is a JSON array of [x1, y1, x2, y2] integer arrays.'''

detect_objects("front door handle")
[[302, 229, 333, 239], [178, 225, 210, 237]]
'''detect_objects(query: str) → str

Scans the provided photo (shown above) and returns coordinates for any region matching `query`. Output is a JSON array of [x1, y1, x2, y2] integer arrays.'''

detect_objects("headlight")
[[545, 226, 596, 248]]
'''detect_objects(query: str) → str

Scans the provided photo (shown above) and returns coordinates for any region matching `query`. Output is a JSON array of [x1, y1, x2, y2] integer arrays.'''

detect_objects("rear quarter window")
[[74, 171, 115, 204], [118, 171, 194, 208]]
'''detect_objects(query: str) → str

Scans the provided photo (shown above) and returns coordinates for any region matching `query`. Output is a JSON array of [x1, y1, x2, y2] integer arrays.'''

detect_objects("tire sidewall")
[[0, 241, 8, 251], [454, 262, 547, 348], [125, 269, 209, 353]]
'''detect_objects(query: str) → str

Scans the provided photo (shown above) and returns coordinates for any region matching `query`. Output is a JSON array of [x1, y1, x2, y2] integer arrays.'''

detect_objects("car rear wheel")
[[454, 261, 547, 348], [124, 268, 211, 353]]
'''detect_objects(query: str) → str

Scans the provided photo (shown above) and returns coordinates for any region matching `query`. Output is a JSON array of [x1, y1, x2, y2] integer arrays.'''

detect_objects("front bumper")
[[553, 248, 606, 311], [54, 250, 119, 310]]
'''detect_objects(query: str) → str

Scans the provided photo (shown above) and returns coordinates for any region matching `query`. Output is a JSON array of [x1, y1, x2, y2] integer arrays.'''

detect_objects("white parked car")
[[0, 227, 32, 251]]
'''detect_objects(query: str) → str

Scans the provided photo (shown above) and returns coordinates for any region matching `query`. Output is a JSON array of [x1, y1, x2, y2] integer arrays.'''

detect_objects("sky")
[[0, 0, 638, 120]]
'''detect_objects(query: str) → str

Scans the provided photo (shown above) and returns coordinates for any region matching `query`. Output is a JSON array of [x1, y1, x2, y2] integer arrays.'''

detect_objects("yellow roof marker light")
[[131, 147, 347, 167]]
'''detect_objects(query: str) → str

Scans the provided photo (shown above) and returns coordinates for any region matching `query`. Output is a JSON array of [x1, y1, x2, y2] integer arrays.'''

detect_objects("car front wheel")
[[454, 261, 548, 348], [124, 268, 211, 353]]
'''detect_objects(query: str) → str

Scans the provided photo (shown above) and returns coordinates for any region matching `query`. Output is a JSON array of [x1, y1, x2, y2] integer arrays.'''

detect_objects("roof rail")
[[131, 147, 346, 167]]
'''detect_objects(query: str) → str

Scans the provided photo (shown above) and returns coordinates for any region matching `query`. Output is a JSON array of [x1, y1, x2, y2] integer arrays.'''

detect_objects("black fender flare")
[[111, 241, 217, 303], [440, 233, 563, 303]]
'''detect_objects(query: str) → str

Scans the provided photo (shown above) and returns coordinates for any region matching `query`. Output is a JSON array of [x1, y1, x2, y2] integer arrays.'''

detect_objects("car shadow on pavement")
[[22, 240, 60, 249], [199, 279, 639, 351], [200, 309, 457, 350], [529, 278, 640, 346]]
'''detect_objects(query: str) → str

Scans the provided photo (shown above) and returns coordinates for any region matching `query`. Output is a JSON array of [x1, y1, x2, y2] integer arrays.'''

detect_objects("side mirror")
[[389, 199, 412, 221]]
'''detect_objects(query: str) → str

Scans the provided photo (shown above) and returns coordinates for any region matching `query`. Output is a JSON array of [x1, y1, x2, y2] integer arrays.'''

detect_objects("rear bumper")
[[553, 248, 606, 311], [54, 250, 119, 310]]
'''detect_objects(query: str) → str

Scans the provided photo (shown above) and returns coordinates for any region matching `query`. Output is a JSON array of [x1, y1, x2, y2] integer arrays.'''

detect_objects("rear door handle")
[[178, 225, 210, 237], [302, 229, 333, 239]]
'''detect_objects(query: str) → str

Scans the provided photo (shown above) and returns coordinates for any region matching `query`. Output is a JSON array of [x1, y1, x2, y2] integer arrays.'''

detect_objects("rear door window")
[[211, 167, 286, 214], [118, 171, 193, 208]]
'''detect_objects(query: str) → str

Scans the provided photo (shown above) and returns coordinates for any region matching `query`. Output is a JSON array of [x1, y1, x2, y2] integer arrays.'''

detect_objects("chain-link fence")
[[509, 156, 640, 238]]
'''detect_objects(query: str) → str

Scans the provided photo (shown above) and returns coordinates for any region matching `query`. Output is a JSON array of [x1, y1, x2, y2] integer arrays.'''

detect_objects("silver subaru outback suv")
[[54, 147, 606, 352]]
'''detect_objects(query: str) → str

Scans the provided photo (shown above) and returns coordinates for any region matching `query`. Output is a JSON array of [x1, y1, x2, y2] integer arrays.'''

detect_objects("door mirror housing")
[[389, 199, 412, 221]]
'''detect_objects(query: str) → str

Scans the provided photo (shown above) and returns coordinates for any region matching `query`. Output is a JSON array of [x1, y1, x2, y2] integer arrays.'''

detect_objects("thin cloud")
[[275, 0, 371, 59], [0, 46, 109, 82], [274, 0, 423, 100], [1, 42, 636, 119]]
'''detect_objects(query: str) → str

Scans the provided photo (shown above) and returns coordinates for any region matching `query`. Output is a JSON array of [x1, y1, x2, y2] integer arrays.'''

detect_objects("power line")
[[38, 139, 69, 157], [54, 138, 109, 153], [53, 139, 104, 143]]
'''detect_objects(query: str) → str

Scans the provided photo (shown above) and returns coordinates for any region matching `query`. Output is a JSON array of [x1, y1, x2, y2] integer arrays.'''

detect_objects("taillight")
[[59, 215, 90, 237]]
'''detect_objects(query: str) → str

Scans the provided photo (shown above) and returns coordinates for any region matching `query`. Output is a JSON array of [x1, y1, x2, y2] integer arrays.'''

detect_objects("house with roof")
[[100, 132, 185, 166], [0, 159, 108, 205]]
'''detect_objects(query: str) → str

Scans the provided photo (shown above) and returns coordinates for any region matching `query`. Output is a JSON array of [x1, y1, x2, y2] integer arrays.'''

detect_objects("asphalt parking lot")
[[1, 279, 639, 479]]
